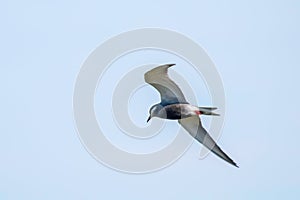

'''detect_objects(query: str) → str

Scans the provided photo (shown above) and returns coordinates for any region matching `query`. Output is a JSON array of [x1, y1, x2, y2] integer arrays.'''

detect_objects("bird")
[[145, 63, 238, 168]]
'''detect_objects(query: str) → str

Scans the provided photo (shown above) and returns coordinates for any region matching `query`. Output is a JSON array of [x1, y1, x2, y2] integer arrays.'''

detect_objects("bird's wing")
[[178, 116, 238, 167], [144, 64, 187, 105]]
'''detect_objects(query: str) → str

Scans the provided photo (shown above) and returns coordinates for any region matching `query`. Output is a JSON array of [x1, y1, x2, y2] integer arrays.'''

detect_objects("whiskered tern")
[[145, 64, 238, 168]]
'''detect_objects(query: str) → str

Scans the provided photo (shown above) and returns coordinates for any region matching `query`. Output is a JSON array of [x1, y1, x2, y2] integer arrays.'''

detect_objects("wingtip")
[[163, 63, 176, 68], [233, 163, 239, 168], [230, 160, 239, 168]]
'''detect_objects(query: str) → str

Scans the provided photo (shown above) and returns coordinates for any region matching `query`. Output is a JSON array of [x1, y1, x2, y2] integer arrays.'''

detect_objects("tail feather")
[[198, 107, 220, 116], [198, 106, 217, 110]]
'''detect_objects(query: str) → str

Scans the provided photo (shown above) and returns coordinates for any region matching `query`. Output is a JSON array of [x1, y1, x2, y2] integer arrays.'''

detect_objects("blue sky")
[[1, 0, 300, 199]]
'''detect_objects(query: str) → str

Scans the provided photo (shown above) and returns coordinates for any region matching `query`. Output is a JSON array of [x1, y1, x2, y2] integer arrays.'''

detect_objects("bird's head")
[[147, 104, 162, 123]]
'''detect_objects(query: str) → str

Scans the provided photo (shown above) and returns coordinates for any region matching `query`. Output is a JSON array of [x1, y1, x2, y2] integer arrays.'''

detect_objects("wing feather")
[[144, 64, 187, 105], [179, 116, 238, 167]]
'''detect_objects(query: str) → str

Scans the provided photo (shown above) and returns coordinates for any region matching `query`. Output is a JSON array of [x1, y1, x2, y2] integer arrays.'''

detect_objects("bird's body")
[[150, 103, 218, 120], [149, 103, 197, 120], [145, 64, 238, 168]]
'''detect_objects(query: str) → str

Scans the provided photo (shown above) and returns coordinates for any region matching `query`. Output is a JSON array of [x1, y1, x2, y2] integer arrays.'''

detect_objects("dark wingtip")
[[229, 160, 239, 168], [233, 163, 239, 168], [167, 63, 176, 67]]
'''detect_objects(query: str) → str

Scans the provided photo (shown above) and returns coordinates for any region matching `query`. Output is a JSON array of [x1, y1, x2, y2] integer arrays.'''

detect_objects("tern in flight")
[[145, 64, 238, 167]]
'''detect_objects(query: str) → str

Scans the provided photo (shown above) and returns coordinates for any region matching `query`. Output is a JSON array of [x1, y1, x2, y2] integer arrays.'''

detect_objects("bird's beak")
[[146, 116, 151, 123]]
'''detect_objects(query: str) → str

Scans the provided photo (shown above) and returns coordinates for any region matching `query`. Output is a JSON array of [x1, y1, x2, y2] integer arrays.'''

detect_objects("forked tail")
[[198, 107, 220, 116]]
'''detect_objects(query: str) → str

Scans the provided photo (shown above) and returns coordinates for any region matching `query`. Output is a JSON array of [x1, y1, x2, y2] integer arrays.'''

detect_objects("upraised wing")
[[144, 64, 187, 105], [179, 116, 238, 167]]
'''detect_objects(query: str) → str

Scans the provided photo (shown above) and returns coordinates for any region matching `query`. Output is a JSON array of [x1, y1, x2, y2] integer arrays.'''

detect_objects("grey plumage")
[[179, 116, 238, 167], [145, 64, 238, 168]]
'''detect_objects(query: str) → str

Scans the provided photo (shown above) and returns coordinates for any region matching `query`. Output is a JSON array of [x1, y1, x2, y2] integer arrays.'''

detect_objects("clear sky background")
[[1, 0, 300, 199]]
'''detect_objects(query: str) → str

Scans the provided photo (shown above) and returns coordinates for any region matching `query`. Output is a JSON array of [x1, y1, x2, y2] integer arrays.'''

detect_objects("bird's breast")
[[159, 104, 198, 120]]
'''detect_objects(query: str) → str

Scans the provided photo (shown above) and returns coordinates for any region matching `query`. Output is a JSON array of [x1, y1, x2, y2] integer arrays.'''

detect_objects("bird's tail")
[[198, 107, 220, 116]]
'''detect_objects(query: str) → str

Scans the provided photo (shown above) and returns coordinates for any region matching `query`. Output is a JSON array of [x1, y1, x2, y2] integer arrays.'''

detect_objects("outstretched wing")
[[178, 116, 238, 167], [144, 64, 187, 105]]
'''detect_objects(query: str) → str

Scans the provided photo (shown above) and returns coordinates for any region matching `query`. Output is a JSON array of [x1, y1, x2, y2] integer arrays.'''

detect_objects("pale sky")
[[1, 0, 300, 199]]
